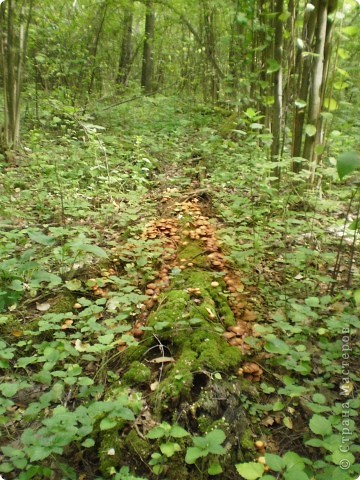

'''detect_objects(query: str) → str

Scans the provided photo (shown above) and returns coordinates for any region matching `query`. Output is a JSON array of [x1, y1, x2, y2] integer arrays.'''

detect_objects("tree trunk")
[[117, 6, 133, 86], [291, 1, 317, 171], [202, 0, 219, 104], [141, 0, 155, 93], [0, 0, 33, 152], [302, 0, 328, 164], [271, 0, 284, 178]]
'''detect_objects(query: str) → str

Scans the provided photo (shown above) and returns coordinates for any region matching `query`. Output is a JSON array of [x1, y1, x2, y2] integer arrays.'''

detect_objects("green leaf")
[[305, 297, 320, 307], [0, 383, 20, 397], [265, 453, 284, 472], [65, 279, 82, 291], [185, 446, 205, 464], [206, 429, 226, 445], [33, 370, 52, 385], [272, 401, 285, 411], [323, 98, 338, 111], [99, 417, 117, 430], [312, 393, 327, 404], [235, 462, 265, 479], [337, 151, 360, 180], [283, 451, 305, 470], [72, 243, 108, 258], [208, 462, 223, 475], [264, 335, 289, 354], [284, 471, 309, 480], [170, 425, 189, 438], [27, 230, 55, 246], [267, 59, 280, 73], [305, 124, 317, 137], [354, 290, 360, 306], [82, 438, 95, 448], [160, 442, 180, 457], [98, 334, 114, 345], [343, 25, 359, 36], [309, 414, 332, 437], [146, 426, 166, 439], [331, 449, 355, 466]]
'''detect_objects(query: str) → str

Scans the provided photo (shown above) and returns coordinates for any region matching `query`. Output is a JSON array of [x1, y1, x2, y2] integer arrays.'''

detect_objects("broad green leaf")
[[305, 297, 320, 307], [146, 426, 166, 439], [305, 124, 317, 137], [185, 446, 205, 464], [284, 471, 309, 480], [99, 417, 117, 430], [337, 151, 360, 180], [65, 279, 82, 291], [98, 334, 114, 345], [354, 290, 360, 306], [309, 414, 332, 437], [312, 393, 327, 404], [27, 230, 55, 246], [0, 382, 20, 397], [265, 453, 284, 472], [160, 442, 180, 457], [208, 462, 223, 475], [331, 449, 355, 466], [72, 243, 108, 258], [82, 438, 95, 448], [235, 462, 265, 479], [206, 429, 226, 445], [170, 425, 189, 438], [267, 59, 280, 73], [323, 98, 338, 111], [273, 401, 285, 411], [343, 25, 359, 36], [264, 335, 289, 355], [33, 370, 52, 385], [283, 451, 305, 470]]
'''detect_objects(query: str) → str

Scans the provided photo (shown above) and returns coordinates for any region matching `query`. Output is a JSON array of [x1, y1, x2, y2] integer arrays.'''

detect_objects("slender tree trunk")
[[87, 2, 108, 99], [303, 0, 328, 164], [0, 0, 33, 152], [271, 0, 284, 178], [141, 0, 155, 93], [117, 6, 133, 86], [202, 0, 219, 104], [291, 1, 317, 170]]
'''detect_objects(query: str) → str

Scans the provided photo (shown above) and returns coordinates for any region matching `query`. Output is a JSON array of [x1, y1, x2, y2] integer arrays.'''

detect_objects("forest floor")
[[0, 96, 359, 480]]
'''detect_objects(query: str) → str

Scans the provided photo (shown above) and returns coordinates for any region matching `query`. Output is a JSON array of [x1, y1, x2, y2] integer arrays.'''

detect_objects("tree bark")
[[271, 0, 284, 176], [291, 1, 317, 170], [117, 6, 133, 86], [141, 0, 155, 93], [302, 0, 328, 163], [0, 0, 33, 152]]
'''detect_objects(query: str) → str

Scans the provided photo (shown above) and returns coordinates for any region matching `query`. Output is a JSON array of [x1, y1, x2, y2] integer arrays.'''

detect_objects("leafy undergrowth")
[[0, 96, 359, 479]]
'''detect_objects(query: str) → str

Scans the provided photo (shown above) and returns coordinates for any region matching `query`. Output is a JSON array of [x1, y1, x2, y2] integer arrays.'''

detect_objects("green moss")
[[240, 428, 255, 451], [99, 430, 124, 477], [191, 330, 242, 372], [50, 292, 76, 314], [124, 429, 152, 459], [153, 347, 197, 412], [123, 361, 151, 386], [178, 241, 207, 267]]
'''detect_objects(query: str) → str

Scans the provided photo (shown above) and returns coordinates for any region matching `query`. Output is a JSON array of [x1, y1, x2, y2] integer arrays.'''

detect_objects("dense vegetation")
[[0, 1, 359, 479]]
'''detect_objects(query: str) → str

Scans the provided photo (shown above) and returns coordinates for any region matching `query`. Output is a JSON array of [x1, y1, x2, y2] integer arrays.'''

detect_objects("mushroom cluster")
[[236, 362, 263, 382]]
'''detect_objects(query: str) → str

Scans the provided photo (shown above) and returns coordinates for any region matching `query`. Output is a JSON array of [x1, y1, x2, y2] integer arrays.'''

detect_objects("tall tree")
[[0, 0, 33, 152], [117, 2, 134, 86], [141, 0, 155, 93], [271, 0, 284, 172]]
